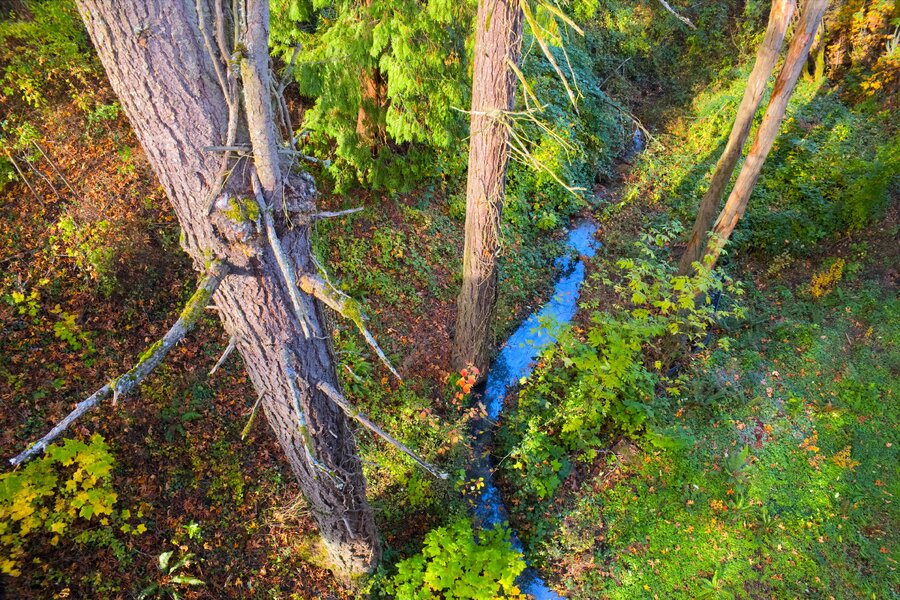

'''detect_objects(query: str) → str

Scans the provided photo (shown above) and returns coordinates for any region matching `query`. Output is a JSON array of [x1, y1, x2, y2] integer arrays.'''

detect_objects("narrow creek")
[[468, 221, 600, 600]]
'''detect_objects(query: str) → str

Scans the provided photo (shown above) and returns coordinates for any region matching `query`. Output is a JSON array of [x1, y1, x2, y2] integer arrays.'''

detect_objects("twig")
[[317, 382, 447, 480], [31, 141, 84, 202], [209, 335, 238, 376], [277, 43, 302, 94], [280, 346, 317, 461], [4, 150, 43, 207], [309, 207, 363, 221], [251, 169, 314, 338], [22, 155, 62, 202], [298, 273, 401, 381], [656, 0, 696, 30], [9, 261, 230, 466]]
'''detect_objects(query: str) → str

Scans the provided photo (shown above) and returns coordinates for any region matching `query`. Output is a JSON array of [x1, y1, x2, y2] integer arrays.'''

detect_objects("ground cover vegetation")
[[0, 0, 896, 598]]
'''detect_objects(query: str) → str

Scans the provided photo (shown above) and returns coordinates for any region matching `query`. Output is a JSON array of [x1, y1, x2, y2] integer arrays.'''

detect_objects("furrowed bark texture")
[[702, 0, 829, 269], [75, 0, 379, 577], [451, 0, 523, 375], [678, 0, 796, 275]]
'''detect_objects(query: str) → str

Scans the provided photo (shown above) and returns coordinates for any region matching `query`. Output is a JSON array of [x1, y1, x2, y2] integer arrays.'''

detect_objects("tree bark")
[[678, 0, 796, 275], [74, 0, 379, 579], [701, 0, 830, 270], [451, 0, 523, 375]]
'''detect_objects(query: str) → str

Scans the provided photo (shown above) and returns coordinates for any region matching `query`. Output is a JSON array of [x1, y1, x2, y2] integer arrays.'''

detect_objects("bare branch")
[[277, 43, 302, 94], [317, 382, 448, 480], [4, 150, 44, 207], [310, 207, 363, 221], [298, 273, 401, 381], [9, 261, 230, 466], [656, 0, 696, 30], [31, 141, 84, 203], [209, 335, 238, 376], [251, 169, 314, 338]]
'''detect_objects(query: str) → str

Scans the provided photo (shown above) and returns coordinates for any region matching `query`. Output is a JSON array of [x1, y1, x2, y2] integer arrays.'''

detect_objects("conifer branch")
[[9, 261, 230, 467]]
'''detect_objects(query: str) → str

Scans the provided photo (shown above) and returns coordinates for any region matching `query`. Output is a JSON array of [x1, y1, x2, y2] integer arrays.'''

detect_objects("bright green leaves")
[[0, 435, 119, 576], [270, 0, 475, 191], [386, 518, 526, 599]]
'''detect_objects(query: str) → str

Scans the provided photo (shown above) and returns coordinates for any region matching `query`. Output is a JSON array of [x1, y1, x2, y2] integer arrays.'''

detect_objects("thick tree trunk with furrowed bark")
[[678, 0, 796, 275], [451, 0, 523, 375], [700, 0, 830, 270], [75, 0, 379, 579]]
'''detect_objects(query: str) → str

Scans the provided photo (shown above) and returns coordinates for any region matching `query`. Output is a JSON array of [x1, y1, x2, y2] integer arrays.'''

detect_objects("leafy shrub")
[[0, 0, 97, 108], [51, 214, 118, 295], [385, 518, 525, 599], [1, 435, 118, 576], [499, 223, 743, 500]]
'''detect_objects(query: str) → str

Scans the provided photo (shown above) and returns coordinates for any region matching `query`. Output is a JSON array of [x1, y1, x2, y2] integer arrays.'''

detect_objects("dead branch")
[[31, 141, 84, 202], [310, 207, 363, 221], [280, 346, 317, 461], [4, 150, 44, 207], [656, 0, 696, 30], [22, 155, 62, 202], [209, 335, 238, 376], [316, 382, 448, 480], [251, 169, 314, 338], [298, 273, 401, 380], [9, 260, 230, 466]]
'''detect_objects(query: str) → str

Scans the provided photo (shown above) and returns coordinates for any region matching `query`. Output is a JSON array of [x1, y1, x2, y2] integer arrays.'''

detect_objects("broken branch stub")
[[298, 273, 401, 381]]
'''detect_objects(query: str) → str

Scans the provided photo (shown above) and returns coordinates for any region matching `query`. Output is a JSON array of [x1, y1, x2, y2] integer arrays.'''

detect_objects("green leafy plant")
[[51, 306, 96, 354], [0, 435, 118, 576], [138, 548, 205, 600], [385, 518, 526, 599]]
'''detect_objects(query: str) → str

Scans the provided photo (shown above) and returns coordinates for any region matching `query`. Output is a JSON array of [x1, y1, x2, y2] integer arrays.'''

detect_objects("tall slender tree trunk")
[[451, 0, 523, 375], [678, 0, 796, 275], [75, 0, 379, 579], [701, 0, 830, 270]]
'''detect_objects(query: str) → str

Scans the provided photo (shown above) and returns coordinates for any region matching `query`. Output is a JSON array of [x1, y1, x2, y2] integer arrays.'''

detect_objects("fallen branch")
[[31, 141, 84, 203], [240, 391, 264, 440], [208, 335, 238, 376], [298, 273, 401, 381], [656, 0, 696, 29], [251, 169, 314, 338], [9, 260, 230, 466], [317, 382, 447, 480], [5, 150, 44, 207]]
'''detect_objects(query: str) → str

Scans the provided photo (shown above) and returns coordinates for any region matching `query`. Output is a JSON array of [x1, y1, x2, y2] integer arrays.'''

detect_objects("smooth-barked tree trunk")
[[678, 0, 796, 275], [701, 0, 830, 270], [451, 0, 523, 375], [75, 0, 380, 579]]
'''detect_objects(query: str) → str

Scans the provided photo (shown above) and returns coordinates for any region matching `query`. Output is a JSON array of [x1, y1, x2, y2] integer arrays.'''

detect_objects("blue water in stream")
[[470, 221, 600, 599]]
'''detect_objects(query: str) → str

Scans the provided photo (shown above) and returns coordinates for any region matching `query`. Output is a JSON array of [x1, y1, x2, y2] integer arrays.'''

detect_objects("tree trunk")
[[678, 0, 796, 275], [701, 0, 829, 270], [451, 0, 523, 375], [356, 66, 387, 152], [75, 0, 379, 580]]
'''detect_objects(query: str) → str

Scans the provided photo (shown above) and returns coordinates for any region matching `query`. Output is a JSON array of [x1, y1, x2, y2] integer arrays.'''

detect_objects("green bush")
[[499, 223, 743, 500], [385, 518, 526, 599], [1, 435, 119, 576], [0, 0, 97, 108]]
